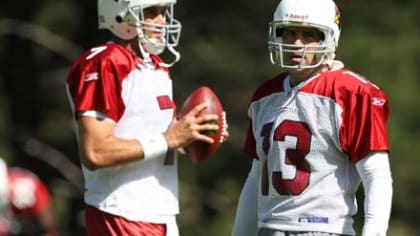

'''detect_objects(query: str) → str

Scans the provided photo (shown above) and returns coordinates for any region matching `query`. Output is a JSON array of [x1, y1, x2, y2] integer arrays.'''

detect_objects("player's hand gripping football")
[[174, 86, 228, 164], [163, 103, 219, 150]]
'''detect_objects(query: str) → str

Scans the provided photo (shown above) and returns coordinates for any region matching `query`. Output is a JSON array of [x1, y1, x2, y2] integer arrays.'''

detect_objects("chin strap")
[[137, 39, 180, 68], [137, 40, 153, 69], [158, 46, 181, 68]]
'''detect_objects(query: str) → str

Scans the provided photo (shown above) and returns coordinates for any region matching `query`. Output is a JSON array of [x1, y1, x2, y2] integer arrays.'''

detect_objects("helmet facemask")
[[128, 4, 181, 56], [97, 0, 182, 67], [267, 0, 341, 70], [268, 22, 336, 69]]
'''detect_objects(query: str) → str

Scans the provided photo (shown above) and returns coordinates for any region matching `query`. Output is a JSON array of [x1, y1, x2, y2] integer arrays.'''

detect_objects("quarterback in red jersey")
[[66, 0, 227, 235], [0, 158, 57, 236], [231, 0, 393, 236]]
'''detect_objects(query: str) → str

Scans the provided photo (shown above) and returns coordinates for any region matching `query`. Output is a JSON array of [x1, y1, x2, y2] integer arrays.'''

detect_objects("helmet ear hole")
[[97, 0, 182, 55], [268, 0, 340, 68], [115, 15, 123, 23]]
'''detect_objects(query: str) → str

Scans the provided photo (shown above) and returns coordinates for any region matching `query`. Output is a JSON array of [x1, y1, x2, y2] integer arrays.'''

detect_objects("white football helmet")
[[98, 0, 182, 66], [268, 0, 341, 69]]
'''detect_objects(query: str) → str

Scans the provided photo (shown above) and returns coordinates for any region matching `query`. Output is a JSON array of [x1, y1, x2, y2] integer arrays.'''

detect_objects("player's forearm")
[[77, 115, 164, 170], [81, 135, 146, 170], [356, 152, 393, 236]]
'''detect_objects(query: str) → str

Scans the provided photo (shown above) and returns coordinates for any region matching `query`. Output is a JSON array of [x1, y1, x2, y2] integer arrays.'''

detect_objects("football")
[[179, 86, 224, 164]]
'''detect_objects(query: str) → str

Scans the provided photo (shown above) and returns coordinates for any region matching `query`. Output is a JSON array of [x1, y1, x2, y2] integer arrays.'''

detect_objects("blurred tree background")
[[0, 0, 419, 235]]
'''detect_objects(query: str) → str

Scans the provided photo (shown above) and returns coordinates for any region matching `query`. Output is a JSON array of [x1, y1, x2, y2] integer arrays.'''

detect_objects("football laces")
[[220, 111, 228, 143]]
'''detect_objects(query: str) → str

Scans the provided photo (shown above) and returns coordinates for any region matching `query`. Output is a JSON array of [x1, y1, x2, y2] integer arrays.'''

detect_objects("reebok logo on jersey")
[[372, 97, 386, 106], [85, 72, 99, 82]]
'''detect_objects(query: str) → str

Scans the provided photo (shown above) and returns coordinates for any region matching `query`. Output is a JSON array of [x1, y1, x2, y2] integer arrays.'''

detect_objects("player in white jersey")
[[66, 0, 227, 235], [231, 0, 393, 236]]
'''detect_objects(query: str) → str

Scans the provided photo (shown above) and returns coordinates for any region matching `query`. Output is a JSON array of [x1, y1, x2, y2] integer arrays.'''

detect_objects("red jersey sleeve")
[[338, 72, 390, 163], [66, 43, 138, 122]]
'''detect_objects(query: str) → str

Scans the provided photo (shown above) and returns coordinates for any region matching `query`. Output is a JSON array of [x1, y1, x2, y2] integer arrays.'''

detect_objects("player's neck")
[[288, 64, 329, 87]]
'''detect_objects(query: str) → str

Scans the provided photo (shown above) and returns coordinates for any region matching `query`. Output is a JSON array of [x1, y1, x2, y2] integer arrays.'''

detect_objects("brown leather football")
[[179, 86, 224, 164]]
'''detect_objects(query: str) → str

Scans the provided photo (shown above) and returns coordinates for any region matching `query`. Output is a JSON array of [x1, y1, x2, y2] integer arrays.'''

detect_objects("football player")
[[231, 0, 393, 235], [0, 158, 57, 236], [66, 0, 227, 235]]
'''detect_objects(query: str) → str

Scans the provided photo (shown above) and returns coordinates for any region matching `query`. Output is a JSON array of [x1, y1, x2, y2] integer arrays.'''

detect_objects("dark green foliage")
[[0, 0, 419, 235]]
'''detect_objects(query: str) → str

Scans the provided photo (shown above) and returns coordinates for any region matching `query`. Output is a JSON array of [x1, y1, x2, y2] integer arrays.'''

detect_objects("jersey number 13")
[[260, 120, 312, 196]]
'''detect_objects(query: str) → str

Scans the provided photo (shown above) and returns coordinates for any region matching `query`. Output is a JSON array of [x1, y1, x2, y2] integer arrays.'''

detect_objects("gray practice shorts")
[[257, 228, 348, 236]]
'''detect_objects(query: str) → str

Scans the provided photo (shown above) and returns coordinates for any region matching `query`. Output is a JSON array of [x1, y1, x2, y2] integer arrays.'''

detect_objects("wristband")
[[137, 134, 168, 160]]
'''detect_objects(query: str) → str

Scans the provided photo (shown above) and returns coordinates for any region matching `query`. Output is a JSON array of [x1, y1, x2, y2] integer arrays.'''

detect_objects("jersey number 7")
[[260, 120, 312, 196]]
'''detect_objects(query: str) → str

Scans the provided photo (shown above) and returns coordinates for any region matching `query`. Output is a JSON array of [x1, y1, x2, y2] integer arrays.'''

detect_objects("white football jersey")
[[66, 42, 178, 223], [244, 69, 389, 234]]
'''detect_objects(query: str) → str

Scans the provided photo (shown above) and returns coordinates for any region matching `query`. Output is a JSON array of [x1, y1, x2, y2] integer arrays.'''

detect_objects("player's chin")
[[287, 55, 304, 64], [284, 61, 301, 69], [145, 33, 162, 42], [151, 34, 163, 40]]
